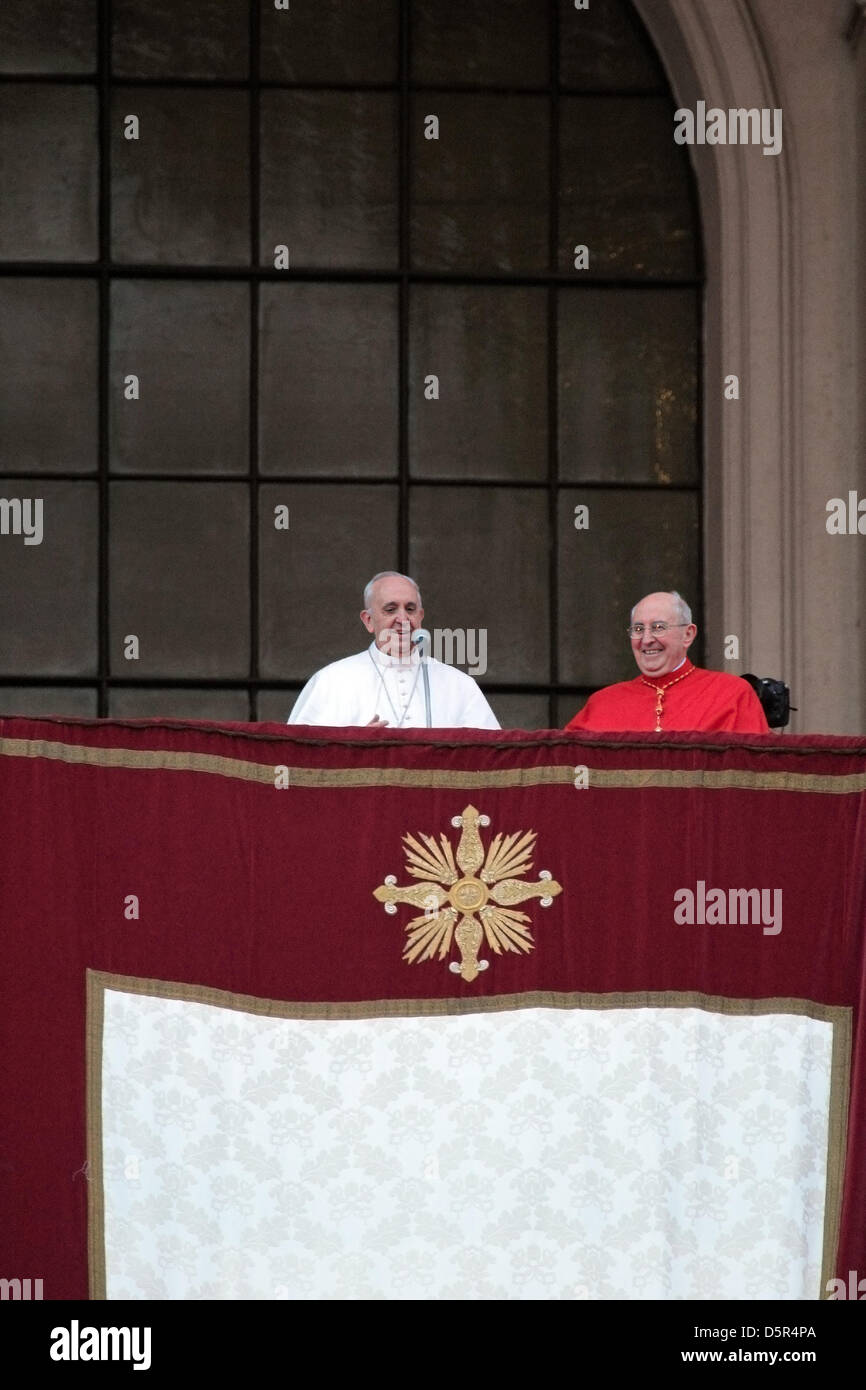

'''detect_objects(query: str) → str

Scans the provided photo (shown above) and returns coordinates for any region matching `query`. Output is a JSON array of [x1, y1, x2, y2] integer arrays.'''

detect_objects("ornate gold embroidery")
[[374, 804, 562, 983]]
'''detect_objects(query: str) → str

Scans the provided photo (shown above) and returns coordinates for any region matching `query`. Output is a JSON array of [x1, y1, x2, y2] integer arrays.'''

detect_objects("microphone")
[[412, 628, 432, 655]]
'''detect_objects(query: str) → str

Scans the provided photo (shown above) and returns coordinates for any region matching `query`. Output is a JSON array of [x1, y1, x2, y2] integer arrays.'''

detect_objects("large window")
[[0, 0, 701, 727]]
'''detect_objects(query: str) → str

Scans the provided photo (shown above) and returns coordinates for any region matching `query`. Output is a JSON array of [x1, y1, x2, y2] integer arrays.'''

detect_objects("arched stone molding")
[[634, 0, 864, 732]]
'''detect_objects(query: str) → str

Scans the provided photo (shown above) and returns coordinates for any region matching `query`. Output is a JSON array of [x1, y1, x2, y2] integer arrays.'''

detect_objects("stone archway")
[[634, 0, 864, 733]]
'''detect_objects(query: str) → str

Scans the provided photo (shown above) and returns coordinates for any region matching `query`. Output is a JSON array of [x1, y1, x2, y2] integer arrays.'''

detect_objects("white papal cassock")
[[287, 642, 500, 729]]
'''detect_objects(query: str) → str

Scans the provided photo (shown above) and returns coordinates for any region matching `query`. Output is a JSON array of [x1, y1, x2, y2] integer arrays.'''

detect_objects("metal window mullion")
[[547, 0, 560, 729], [249, 0, 261, 721], [397, 1, 411, 575], [96, 0, 111, 716]]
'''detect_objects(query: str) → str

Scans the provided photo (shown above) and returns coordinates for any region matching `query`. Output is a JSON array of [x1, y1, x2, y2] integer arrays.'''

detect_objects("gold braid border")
[[3, 735, 866, 793]]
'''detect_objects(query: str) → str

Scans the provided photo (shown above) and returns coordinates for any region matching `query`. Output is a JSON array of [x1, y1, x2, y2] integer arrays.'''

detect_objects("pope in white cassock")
[[287, 571, 500, 729]]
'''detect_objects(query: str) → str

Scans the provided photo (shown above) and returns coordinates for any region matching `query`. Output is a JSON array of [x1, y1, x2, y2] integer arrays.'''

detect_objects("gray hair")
[[363, 571, 423, 610], [630, 591, 692, 624]]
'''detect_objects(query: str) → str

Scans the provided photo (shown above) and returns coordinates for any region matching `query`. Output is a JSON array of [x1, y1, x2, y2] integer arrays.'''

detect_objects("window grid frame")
[[0, 0, 704, 727]]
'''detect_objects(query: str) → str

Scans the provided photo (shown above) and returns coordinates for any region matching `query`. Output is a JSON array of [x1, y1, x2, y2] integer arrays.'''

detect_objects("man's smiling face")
[[630, 592, 697, 678], [360, 575, 423, 658]]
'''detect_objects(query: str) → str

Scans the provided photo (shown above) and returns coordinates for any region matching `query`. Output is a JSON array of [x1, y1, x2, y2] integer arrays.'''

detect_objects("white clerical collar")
[[368, 639, 419, 669], [672, 656, 687, 672]]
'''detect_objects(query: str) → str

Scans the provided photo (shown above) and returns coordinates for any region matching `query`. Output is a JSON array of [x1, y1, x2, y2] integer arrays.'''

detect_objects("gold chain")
[[639, 664, 695, 731]]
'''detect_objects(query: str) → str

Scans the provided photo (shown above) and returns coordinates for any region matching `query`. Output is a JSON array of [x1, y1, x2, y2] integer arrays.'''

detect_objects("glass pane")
[[260, 0, 398, 83], [412, 0, 549, 87], [559, 0, 665, 91], [0, 482, 98, 675], [258, 484, 398, 681], [112, 0, 249, 79], [487, 693, 550, 730], [557, 488, 700, 686], [411, 94, 548, 272], [259, 284, 397, 477], [0, 0, 97, 74], [110, 281, 249, 474], [257, 688, 302, 723], [109, 483, 250, 677], [111, 90, 250, 265], [260, 92, 398, 270], [0, 687, 98, 717], [558, 288, 698, 483], [0, 280, 97, 473], [108, 688, 250, 720], [0, 85, 97, 261], [556, 692, 591, 729], [409, 487, 549, 683], [559, 97, 696, 279], [409, 286, 547, 481]]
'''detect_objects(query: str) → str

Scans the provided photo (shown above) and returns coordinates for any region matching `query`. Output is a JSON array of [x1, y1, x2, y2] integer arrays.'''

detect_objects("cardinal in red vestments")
[[565, 591, 770, 734]]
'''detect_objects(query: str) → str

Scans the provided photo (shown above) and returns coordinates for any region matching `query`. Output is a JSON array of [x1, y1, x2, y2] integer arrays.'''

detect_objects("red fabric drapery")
[[2, 716, 865, 1298]]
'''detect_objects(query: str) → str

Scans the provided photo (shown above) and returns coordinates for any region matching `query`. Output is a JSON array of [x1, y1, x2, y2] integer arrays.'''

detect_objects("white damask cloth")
[[98, 987, 835, 1300]]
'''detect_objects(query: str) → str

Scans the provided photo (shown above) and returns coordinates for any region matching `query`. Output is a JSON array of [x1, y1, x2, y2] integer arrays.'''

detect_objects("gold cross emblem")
[[374, 805, 562, 982]]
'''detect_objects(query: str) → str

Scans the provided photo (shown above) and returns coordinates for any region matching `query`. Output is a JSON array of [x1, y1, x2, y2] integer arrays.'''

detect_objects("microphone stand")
[[422, 657, 431, 728], [412, 629, 433, 727]]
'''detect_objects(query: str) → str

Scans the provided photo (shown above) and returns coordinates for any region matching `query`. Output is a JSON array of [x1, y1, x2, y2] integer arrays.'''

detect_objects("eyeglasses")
[[627, 621, 689, 637]]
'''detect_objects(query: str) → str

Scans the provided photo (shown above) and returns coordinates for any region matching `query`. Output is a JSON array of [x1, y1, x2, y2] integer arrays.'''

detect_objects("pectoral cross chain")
[[640, 666, 695, 731]]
